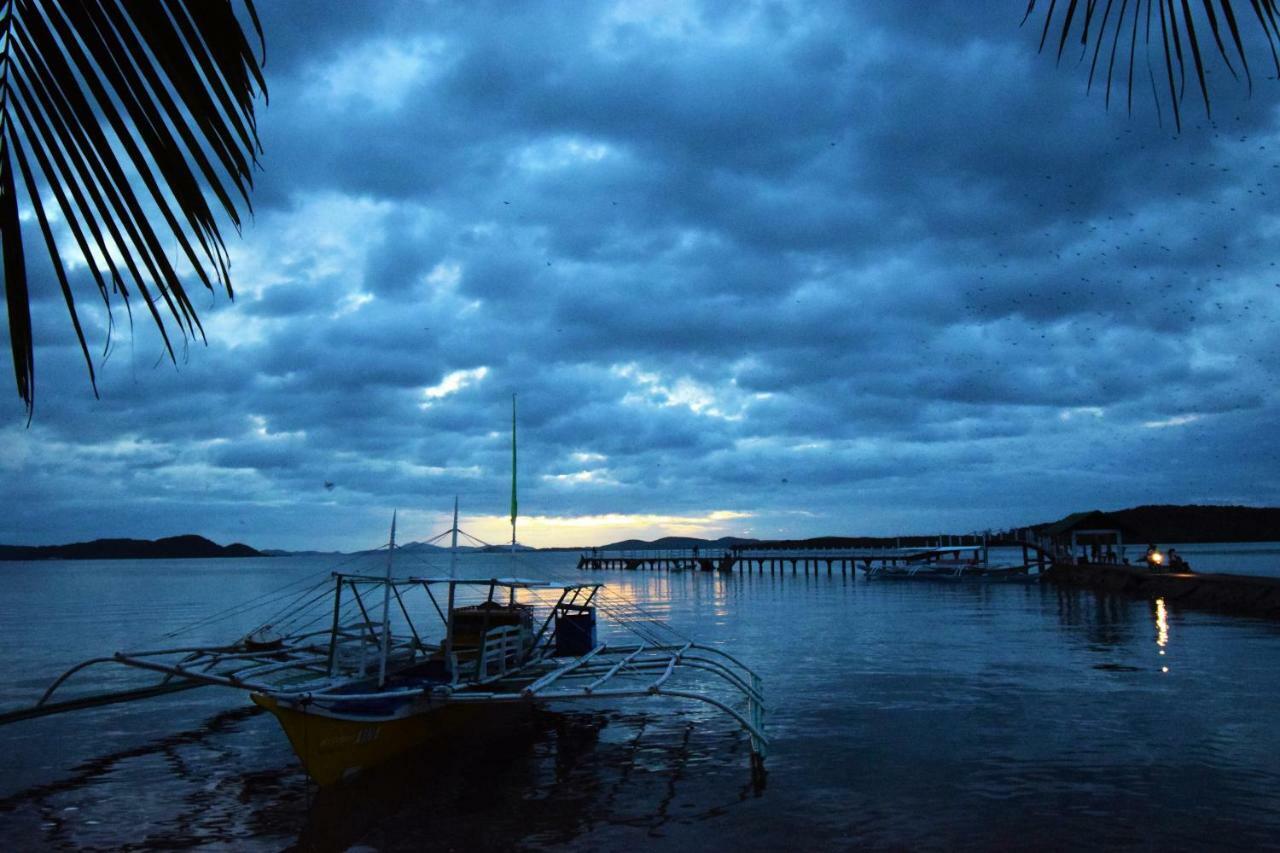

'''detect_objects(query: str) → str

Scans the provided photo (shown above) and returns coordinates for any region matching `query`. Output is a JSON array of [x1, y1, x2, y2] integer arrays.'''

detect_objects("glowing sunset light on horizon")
[[455, 510, 754, 548]]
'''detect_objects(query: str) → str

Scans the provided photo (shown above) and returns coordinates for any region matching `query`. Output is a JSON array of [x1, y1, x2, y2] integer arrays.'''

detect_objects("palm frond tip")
[[0, 0, 266, 414], [1026, 0, 1280, 130]]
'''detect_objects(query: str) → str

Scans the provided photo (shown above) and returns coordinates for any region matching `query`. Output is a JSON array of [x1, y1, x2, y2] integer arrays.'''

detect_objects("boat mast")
[[449, 496, 460, 578], [378, 510, 396, 687], [444, 497, 458, 672], [510, 393, 518, 556]]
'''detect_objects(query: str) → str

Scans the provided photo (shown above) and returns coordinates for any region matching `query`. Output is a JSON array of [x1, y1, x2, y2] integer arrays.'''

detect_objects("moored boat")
[[863, 546, 1045, 583], [0, 554, 768, 785], [0, 398, 767, 783]]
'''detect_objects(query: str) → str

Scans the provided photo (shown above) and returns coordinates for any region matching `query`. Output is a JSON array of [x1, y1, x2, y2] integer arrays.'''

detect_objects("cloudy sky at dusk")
[[3, 1, 1280, 551]]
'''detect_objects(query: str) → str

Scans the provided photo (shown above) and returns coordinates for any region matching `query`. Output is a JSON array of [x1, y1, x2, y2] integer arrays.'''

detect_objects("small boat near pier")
[[862, 545, 1047, 582]]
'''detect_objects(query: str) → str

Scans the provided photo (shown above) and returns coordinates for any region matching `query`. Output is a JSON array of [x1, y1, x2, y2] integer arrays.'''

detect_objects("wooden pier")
[[576, 544, 1031, 576], [577, 543, 1280, 619]]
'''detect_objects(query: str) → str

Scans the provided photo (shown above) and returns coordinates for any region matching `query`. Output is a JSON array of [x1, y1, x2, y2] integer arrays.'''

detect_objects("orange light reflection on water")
[[1155, 597, 1169, 673]]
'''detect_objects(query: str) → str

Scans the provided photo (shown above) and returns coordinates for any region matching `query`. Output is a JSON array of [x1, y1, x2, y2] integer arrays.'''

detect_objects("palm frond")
[[0, 0, 266, 415], [1025, 0, 1280, 130]]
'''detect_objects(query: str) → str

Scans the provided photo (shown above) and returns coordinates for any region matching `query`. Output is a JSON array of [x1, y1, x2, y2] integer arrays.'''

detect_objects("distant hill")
[[593, 507, 1280, 553], [0, 535, 264, 561], [347, 541, 537, 557], [593, 534, 978, 551], [352, 542, 475, 556], [740, 535, 972, 549], [1032, 505, 1280, 543], [477, 543, 537, 553], [596, 535, 759, 551], [350, 541, 450, 557]]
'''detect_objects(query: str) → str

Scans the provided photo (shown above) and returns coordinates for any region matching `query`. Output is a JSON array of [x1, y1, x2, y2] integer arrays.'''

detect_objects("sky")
[[3, 1, 1280, 551]]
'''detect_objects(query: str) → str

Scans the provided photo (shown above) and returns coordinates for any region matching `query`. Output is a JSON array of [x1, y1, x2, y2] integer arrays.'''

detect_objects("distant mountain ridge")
[[594, 534, 966, 551], [1031, 505, 1280, 544], [0, 535, 263, 561], [596, 505, 1280, 551], [11, 504, 1271, 560], [348, 541, 537, 557], [595, 535, 759, 551]]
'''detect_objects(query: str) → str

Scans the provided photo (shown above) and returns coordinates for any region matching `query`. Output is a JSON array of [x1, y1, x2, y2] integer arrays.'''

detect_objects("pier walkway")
[[576, 543, 1042, 576], [578, 544, 1279, 620]]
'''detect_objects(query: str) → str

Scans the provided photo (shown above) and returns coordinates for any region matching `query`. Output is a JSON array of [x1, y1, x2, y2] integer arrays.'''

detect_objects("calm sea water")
[[1, 545, 1279, 850]]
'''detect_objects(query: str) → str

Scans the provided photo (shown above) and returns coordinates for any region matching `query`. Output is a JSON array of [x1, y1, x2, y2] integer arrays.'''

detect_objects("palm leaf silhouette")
[[0, 0, 265, 415], [1026, 0, 1280, 130]]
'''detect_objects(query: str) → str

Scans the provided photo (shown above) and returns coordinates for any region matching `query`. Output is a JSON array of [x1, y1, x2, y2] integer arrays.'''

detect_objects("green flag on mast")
[[510, 394, 517, 546]]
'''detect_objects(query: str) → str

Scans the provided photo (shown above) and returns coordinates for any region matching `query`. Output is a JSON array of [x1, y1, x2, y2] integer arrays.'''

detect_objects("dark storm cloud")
[[5, 1, 1280, 548]]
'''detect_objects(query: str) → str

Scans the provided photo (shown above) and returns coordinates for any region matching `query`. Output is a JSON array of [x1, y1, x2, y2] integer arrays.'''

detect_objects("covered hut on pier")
[[1035, 511, 1149, 565]]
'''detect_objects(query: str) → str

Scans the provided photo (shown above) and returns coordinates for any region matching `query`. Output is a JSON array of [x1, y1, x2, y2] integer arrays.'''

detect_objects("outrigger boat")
[[0, 398, 766, 784], [0, 521, 767, 785], [862, 545, 1044, 583]]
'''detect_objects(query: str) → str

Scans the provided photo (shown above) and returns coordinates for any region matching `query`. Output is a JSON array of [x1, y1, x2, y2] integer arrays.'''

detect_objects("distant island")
[[596, 535, 759, 551], [1027, 504, 1280, 544], [0, 535, 263, 561], [345, 541, 538, 557], [591, 505, 1280, 551]]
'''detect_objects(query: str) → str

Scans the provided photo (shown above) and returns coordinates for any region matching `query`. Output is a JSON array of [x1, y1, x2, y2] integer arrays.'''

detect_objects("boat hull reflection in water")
[[251, 694, 532, 785]]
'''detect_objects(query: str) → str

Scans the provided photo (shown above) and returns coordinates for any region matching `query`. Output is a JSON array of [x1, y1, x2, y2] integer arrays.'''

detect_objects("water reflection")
[[5, 555, 1280, 850], [1155, 597, 1169, 649], [289, 708, 760, 851], [1154, 597, 1170, 673], [1048, 581, 1182, 674], [0, 704, 757, 851], [0, 705, 307, 850], [1051, 585, 1142, 651]]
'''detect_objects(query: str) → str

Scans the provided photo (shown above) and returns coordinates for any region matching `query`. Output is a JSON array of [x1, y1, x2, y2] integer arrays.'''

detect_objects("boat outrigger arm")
[[0, 575, 768, 780]]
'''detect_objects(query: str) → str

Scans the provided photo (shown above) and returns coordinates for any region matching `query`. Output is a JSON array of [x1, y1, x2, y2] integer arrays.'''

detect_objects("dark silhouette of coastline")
[[592, 505, 1280, 551], [0, 534, 262, 561], [1039, 504, 1280, 544], [10, 505, 1273, 560]]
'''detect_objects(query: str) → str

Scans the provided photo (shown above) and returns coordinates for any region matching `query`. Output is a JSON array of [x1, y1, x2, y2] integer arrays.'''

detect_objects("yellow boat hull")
[[251, 693, 528, 785]]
